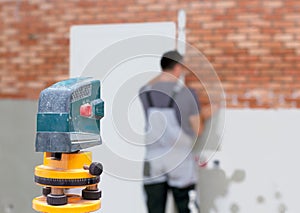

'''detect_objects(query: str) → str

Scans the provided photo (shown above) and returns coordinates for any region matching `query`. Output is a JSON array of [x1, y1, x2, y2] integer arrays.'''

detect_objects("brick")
[[195, 42, 211, 49], [224, 63, 245, 69], [249, 34, 271, 41], [61, 13, 76, 21], [1, 87, 19, 94], [226, 76, 247, 82], [284, 42, 300, 48], [215, 1, 236, 9], [237, 41, 259, 48], [221, 82, 235, 91], [203, 48, 223, 55], [202, 35, 223, 42], [237, 14, 260, 21], [189, 2, 213, 9], [211, 62, 224, 70], [238, 27, 260, 34], [0, 58, 6, 64], [146, 4, 165, 11], [262, 1, 283, 8], [237, 56, 259, 62], [227, 34, 246, 41], [189, 15, 212, 22], [261, 28, 283, 34], [261, 56, 282, 62], [214, 14, 235, 21], [283, 70, 300, 75], [1, 75, 16, 83], [214, 56, 235, 63], [27, 81, 45, 89], [284, 56, 300, 61], [284, 0, 300, 7], [276, 63, 294, 69], [248, 62, 271, 69], [251, 19, 271, 27], [39, 3, 53, 10], [274, 21, 295, 28], [284, 14, 300, 21], [237, 0, 260, 7], [273, 76, 294, 82], [29, 58, 44, 64], [4, 28, 17, 35], [127, 5, 145, 12], [202, 21, 223, 29], [271, 49, 296, 55], [261, 42, 282, 48], [213, 42, 235, 48], [224, 48, 248, 54], [77, 1, 99, 7], [225, 21, 247, 28], [213, 28, 235, 34], [11, 57, 26, 64], [187, 35, 201, 43]]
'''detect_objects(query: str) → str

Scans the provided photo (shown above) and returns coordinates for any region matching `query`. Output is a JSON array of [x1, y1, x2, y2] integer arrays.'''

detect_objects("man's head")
[[160, 50, 183, 76]]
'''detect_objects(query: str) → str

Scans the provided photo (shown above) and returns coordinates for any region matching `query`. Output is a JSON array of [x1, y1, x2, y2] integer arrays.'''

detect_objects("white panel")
[[70, 22, 176, 213], [70, 22, 176, 76]]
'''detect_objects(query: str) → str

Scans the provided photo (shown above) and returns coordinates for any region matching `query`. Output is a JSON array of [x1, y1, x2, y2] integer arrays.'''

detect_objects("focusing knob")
[[89, 162, 103, 176]]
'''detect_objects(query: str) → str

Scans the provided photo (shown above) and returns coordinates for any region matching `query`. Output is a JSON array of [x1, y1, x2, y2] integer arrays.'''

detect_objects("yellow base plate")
[[32, 195, 101, 213]]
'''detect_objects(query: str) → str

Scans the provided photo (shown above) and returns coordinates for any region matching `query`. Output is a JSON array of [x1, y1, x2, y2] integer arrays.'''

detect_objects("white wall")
[[203, 109, 300, 213], [69, 23, 299, 213], [1, 102, 299, 213], [0, 101, 41, 213]]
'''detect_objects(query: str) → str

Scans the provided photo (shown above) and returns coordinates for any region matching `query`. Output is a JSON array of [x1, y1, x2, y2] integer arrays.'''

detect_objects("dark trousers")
[[144, 182, 197, 213]]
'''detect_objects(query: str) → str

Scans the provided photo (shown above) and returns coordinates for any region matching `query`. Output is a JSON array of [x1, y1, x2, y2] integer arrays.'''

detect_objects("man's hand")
[[201, 103, 219, 121]]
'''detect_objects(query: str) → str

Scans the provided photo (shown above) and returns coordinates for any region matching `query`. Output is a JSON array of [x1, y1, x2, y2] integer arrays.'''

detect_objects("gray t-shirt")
[[139, 81, 200, 138]]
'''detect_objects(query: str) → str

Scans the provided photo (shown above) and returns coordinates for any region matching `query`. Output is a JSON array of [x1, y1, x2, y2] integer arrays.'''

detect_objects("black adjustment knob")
[[82, 188, 102, 200], [46, 194, 67, 206], [89, 162, 103, 176]]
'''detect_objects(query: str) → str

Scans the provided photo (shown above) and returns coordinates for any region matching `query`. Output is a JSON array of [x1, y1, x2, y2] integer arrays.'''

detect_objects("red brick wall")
[[0, 0, 300, 108]]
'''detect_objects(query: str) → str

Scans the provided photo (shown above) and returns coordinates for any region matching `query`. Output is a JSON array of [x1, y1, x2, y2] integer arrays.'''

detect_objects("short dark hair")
[[160, 50, 183, 71]]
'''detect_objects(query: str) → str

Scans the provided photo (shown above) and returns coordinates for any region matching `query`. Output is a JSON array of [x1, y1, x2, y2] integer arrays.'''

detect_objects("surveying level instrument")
[[32, 78, 104, 213]]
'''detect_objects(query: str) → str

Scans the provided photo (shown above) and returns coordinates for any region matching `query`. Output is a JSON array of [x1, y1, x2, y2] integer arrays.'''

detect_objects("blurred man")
[[139, 50, 201, 213]]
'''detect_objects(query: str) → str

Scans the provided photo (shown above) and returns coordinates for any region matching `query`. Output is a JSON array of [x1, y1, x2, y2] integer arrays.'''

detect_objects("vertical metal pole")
[[177, 9, 186, 56]]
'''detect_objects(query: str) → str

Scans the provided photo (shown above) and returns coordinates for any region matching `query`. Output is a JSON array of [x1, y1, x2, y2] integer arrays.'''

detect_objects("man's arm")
[[190, 104, 219, 136], [187, 88, 202, 136], [189, 113, 203, 136]]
